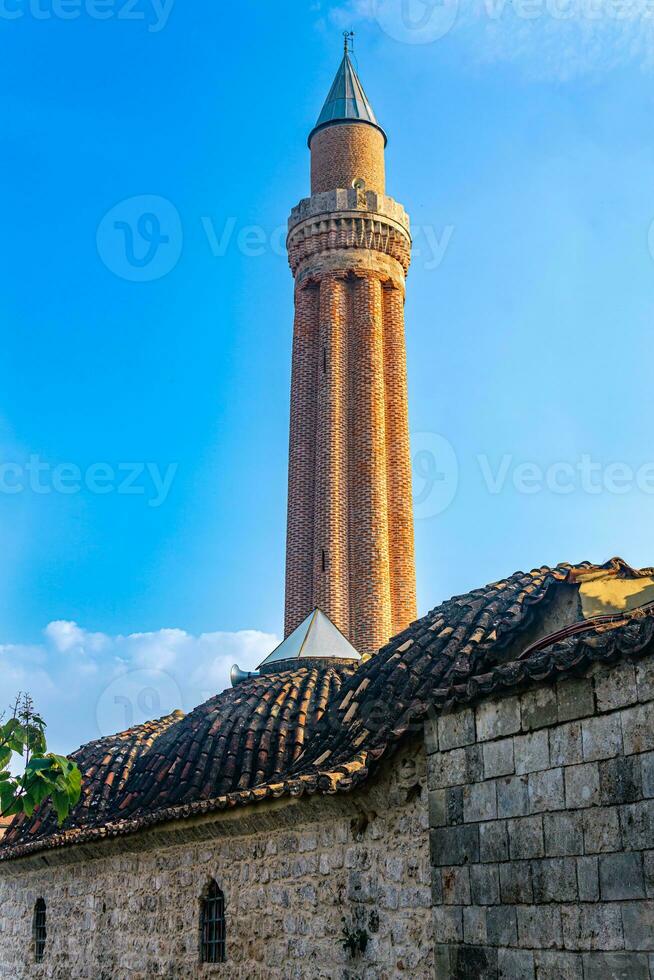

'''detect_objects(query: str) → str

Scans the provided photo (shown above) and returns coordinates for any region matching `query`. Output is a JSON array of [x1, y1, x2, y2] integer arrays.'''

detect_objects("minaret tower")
[[284, 37, 416, 657]]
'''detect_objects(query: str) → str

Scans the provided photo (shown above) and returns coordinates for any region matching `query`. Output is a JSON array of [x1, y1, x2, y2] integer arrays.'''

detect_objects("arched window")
[[33, 898, 46, 963], [200, 880, 226, 964]]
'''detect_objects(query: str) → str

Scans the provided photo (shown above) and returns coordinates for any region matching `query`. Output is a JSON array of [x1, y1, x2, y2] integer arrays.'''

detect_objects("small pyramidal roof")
[[309, 45, 386, 147], [258, 609, 361, 670]]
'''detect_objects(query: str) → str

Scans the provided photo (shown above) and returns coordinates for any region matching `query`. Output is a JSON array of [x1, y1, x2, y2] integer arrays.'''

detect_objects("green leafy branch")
[[0, 694, 81, 827]]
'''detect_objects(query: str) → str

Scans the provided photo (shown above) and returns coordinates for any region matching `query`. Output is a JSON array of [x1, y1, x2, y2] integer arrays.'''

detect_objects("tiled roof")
[[1, 664, 352, 857], [290, 558, 654, 778], [1, 712, 182, 851], [2, 558, 653, 862]]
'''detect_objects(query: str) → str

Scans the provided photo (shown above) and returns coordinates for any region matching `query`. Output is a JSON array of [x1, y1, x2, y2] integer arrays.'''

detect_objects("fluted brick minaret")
[[284, 41, 416, 657]]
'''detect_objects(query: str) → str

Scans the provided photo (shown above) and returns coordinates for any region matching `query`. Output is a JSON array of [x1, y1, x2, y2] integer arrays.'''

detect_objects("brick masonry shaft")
[[284, 124, 417, 655]]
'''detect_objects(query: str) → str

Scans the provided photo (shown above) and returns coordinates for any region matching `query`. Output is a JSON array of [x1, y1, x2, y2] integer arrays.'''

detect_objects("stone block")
[[466, 743, 485, 782], [528, 768, 565, 813], [463, 905, 488, 945], [470, 863, 500, 905], [431, 865, 443, 903], [476, 696, 521, 742], [644, 850, 654, 898], [564, 762, 600, 809], [479, 820, 509, 863], [424, 716, 439, 755], [581, 714, 623, 762], [499, 861, 533, 904], [446, 785, 464, 825], [464, 781, 497, 823], [486, 905, 518, 946], [429, 789, 447, 828], [514, 730, 550, 775], [438, 707, 475, 750], [517, 905, 562, 948], [429, 748, 467, 789], [576, 856, 599, 902], [531, 857, 577, 903], [621, 702, 654, 755], [521, 686, 558, 731], [599, 852, 645, 901], [582, 951, 650, 980], [441, 865, 471, 905], [497, 948, 534, 980], [621, 901, 654, 950], [557, 677, 595, 722], [452, 944, 498, 979], [430, 825, 480, 867], [497, 775, 529, 818], [544, 810, 584, 856], [433, 944, 452, 977], [599, 756, 642, 806], [640, 751, 654, 798], [483, 737, 515, 778], [561, 903, 624, 951], [432, 905, 463, 943], [619, 800, 654, 850], [635, 659, 654, 703], [549, 722, 583, 767], [594, 662, 638, 712], [583, 806, 621, 854], [508, 815, 544, 860], [534, 950, 583, 980]]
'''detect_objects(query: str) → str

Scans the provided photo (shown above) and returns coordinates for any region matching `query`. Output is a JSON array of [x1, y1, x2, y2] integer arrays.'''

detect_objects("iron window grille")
[[200, 880, 226, 964], [33, 898, 46, 963]]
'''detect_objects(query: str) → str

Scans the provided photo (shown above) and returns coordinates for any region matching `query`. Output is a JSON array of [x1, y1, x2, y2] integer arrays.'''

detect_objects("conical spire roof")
[[258, 609, 361, 671], [309, 49, 387, 147]]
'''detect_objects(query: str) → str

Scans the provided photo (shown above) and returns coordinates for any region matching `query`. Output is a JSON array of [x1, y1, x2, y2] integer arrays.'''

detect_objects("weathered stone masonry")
[[426, 653, 654, 979], [0, 744, 433, 980]]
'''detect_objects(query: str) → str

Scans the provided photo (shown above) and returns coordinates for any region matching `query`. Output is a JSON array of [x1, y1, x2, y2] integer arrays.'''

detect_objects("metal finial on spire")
[[309, 34, 387, 147]]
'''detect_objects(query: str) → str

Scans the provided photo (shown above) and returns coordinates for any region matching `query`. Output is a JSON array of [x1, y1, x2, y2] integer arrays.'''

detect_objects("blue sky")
[[2, 0, 654, 754]]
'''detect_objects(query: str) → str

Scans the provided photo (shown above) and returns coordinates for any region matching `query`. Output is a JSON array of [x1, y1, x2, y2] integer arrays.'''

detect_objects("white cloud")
[[45, 620, 109, 655], [324, 0, 654, 80], [0, 621, 278, 757]]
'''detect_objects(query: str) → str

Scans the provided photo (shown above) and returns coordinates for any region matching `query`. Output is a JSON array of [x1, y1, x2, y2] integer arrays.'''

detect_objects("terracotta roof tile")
[[3, 557, 654, 861]]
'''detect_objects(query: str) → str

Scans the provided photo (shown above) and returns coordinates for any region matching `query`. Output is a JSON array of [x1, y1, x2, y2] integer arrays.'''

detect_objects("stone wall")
[[0, 742, 433, 980], [426, 654, 654, 979]]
